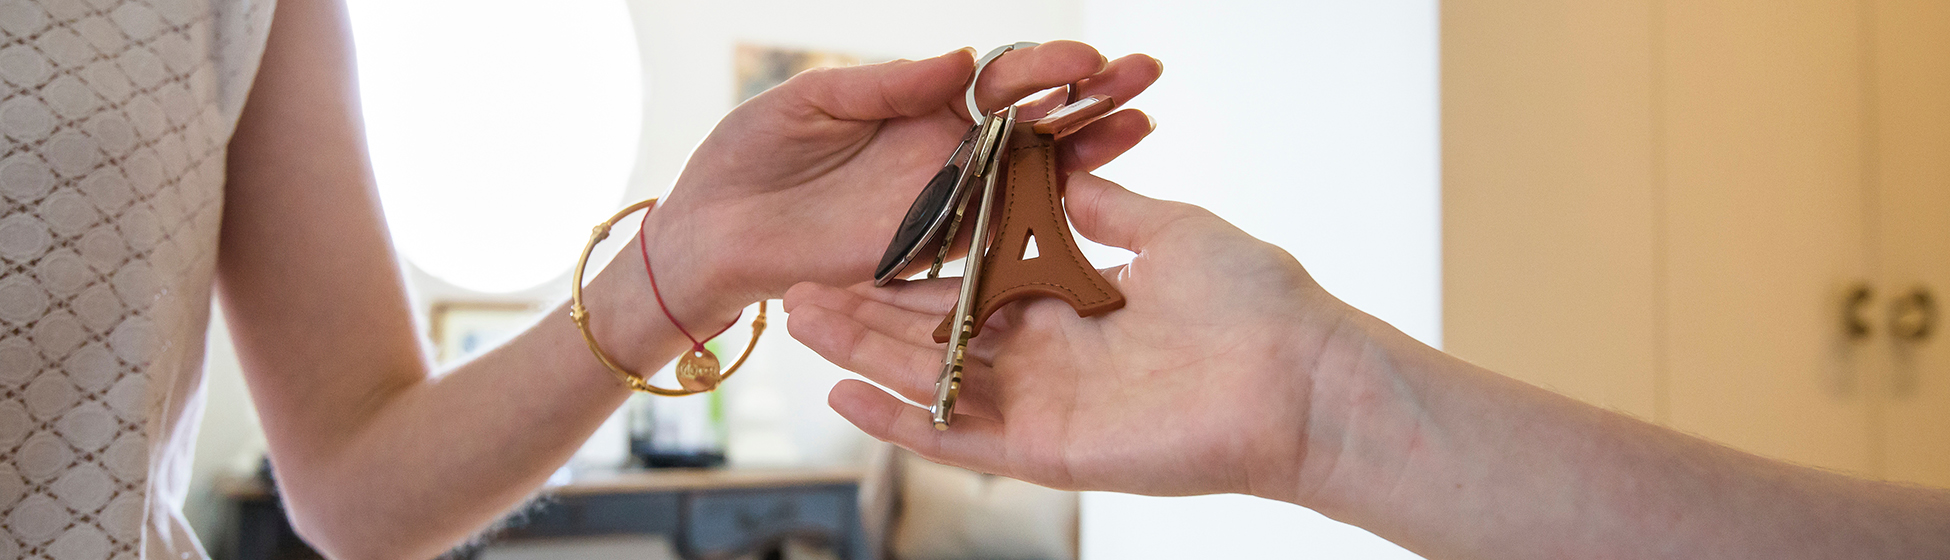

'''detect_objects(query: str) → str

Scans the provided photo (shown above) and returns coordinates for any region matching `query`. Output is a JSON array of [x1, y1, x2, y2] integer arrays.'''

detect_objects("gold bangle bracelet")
[[569, 198, 767, 396]]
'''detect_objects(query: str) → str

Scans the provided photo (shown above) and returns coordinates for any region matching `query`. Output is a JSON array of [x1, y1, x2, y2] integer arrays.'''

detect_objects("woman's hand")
[[782, 173, 1372, 502], [641, 43, 1163, 321]]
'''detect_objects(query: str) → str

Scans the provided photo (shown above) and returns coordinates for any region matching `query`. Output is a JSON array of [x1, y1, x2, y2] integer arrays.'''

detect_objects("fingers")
[[1071, 53, 1164, 108], [785, 283, 1001, 419], [1019, 53, 1164, 118], [781, 43, 1160, 133], [1064, 172, 1207, 251], [788, 281, 956, 356], [839, 279, 1009, 363], [969, 41, 1107, 117], [1058, 109, 1154, 173], [785, 48, 975, 122], [1007, 53, 1159, 173], [846, 278, 960, 316], [829, 380, 1012, 476], [782, 279, 958, 328]]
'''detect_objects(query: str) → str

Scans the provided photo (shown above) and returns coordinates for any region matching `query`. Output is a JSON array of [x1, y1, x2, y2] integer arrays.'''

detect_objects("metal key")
[[925, 129, 984, 279], [932, 105, 1017, 430], [874, 42, 1041, 287], [873, 42, 1123, 429]]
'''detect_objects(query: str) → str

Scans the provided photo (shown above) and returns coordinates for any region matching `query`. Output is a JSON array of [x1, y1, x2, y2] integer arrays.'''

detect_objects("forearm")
[[275, 303, 629, 559], [230, 218, 736, 560], [217, 0, 752, 555], [1294, 311, 1950, 559]]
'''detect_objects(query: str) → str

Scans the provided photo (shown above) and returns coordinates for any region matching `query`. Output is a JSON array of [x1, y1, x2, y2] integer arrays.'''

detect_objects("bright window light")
[[347, 0, 643, 293]]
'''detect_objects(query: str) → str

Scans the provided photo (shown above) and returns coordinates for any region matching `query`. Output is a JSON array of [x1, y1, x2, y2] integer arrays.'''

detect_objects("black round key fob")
[[875, 163, 965, 284]]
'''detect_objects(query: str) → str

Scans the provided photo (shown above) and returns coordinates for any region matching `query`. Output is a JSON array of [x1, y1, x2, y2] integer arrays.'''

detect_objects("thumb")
[[777, 47, 975, 122], [1065, 172, 1205, 252]]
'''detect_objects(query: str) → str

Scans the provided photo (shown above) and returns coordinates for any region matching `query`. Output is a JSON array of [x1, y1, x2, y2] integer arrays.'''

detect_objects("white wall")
[[1077, 1, 1438, 558]]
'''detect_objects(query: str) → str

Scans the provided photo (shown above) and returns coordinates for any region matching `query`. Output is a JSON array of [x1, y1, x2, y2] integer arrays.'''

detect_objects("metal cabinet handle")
[[1890, 287, 1937, 342], [1843, 284, 1875, 340]]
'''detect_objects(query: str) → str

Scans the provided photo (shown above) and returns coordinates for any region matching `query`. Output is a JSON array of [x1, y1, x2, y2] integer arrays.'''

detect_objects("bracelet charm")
[[675, 348, 721, 392]]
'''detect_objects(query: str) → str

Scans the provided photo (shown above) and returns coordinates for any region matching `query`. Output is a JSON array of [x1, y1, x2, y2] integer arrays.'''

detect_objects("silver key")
[[932, 105, 1017, 430], [875, 42, 1041, 287]]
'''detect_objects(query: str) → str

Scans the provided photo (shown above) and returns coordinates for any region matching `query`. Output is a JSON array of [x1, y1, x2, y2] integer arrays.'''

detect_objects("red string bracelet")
[[569, 198, 766, 396], [639, 210, 737, 364]]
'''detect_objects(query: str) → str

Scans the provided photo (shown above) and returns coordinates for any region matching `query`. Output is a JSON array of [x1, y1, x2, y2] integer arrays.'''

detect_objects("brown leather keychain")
[[873, 43, 1125, 430], [928, 110, 1123, 343]]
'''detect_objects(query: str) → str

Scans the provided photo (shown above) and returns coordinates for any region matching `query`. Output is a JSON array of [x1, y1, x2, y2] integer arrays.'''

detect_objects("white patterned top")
[[1, 0, 274, 558]]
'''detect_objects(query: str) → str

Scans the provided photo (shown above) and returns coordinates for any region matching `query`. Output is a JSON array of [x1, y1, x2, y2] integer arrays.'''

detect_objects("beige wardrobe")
[[1444, 0, 1950, 486]]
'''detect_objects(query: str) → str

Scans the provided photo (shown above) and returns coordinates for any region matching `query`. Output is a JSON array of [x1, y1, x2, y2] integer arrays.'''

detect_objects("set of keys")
[[872, 43, 1127, 430]]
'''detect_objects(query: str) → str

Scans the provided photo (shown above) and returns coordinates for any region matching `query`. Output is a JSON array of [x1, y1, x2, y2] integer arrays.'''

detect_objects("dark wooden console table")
[[221, 467, 868, 559]]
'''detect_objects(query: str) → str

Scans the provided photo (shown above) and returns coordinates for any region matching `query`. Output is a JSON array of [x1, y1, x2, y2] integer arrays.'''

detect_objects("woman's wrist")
[[638, 205, 748, 327], [1281, 306, 1433, 512], [578, 201, 748, 379]]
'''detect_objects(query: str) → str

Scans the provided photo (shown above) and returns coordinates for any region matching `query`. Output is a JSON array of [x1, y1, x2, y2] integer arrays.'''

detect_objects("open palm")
[[647, 43, 1163, 304], [784, 173, 1362, 500]]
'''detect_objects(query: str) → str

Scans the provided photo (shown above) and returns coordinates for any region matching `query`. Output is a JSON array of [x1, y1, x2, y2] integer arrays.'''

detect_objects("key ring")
[[966, 42, 1040, 122]]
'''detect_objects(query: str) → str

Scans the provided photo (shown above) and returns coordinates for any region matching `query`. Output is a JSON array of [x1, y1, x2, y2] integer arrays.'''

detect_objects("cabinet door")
[[1661, 0, 1875, 473], [1443, 0, 1662, 418], [1872, 0, 1950, 488]]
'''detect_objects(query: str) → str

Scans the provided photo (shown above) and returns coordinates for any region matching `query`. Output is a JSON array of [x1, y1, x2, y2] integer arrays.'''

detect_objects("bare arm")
[[785, 173, 1950, 559], [1303, 308, 1950, 558], [216, 1, 1161, 557], [217, 0, 664, 555]]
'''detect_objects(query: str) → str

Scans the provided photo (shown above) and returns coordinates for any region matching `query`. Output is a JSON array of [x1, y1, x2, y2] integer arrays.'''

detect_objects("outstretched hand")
[[645, 43, 1163, 318], [783, 174, 1367, 501]]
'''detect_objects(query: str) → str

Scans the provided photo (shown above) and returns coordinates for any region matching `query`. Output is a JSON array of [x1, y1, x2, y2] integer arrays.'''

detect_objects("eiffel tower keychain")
[[873, 43, 1127, 430]]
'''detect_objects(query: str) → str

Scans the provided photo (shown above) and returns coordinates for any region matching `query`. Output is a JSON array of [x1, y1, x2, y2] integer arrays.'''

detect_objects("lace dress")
[[1, 0, 274, 557]]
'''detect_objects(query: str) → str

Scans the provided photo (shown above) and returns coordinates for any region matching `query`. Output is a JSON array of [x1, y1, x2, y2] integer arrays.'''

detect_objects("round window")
[[348, 0, 644, 293]]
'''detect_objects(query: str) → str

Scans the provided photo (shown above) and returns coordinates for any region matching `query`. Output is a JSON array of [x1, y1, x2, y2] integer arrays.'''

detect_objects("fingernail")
[[945, 46, 975, 59], [1145, 113, 1158, 131]]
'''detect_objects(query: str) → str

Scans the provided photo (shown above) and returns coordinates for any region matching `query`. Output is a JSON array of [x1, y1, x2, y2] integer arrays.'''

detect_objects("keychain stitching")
[[990, 134, 1111, 305], [959, 132, 1113, 320]]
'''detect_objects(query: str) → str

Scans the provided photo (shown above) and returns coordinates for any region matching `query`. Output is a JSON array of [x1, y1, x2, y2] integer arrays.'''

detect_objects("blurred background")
[[184, 0, 1949, 558]]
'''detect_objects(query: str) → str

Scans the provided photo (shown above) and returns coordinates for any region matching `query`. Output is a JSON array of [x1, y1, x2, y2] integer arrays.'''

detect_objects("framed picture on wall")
[[734, 43, 861, 103], [430, 302, 546, 363]]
